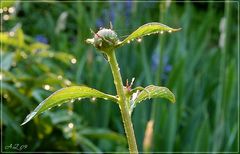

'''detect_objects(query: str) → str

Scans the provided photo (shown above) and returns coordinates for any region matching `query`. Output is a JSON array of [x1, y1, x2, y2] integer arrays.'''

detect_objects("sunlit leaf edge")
[[116, 22, 181, 48]]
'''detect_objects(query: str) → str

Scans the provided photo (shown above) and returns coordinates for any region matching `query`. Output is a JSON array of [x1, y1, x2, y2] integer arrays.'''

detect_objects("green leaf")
[[116, 22, 181, 47], [21, 86, 118, 125], [132, 85, 175, 109]]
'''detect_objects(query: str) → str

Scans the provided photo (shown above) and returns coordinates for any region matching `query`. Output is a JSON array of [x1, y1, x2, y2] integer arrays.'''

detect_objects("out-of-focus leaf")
[[1, 1, 15, 9], [1, 29, 25, 49], [29, 42, 49, 51], [2, 82, 32, 109], [1, 52, 14, 71], [80, 129, 127, 144], [2, 104, 24, 137], [36, 50, 75, 65], [48, 110, 79, 124], [78, 135, 102, 153], [55, 11, 68, 34], [21, 86, 118, 125], [116, 22, 181, 48]]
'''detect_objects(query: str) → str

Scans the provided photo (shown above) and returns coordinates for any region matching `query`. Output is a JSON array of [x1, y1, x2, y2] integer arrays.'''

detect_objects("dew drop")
[[43, 84, 51, 90], [48, 107, 52, 110], [8, 7, 15, 14], [103, 97, 108, 100], [168, 30, 172, 33], [160, 31, 164, 34], [3, 14, 9, 21], [9, 31, 15, 37], [58, 104, 62, 107], [0, 73, 3, 80], [78, 98, 82, 101], [3, 7, 8, 12], [127, 40, 130, 44], [71, 58, 77, 64], [70, 99, 74, 103], [137, 38, 142, 43], [91, 97, 96, 102], [68, 123, 74, 129]]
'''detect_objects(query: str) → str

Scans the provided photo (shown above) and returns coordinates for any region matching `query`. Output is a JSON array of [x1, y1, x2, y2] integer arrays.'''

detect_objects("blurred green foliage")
[[1, 1, 238, 153]]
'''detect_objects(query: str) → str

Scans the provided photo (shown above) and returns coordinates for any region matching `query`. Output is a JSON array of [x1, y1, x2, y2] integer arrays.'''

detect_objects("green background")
[[1, 1, 238, 153]]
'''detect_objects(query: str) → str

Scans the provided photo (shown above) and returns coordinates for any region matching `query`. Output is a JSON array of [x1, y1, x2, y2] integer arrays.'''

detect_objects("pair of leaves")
[[22, 85, 175, 125], [22, 22, 178, 125]]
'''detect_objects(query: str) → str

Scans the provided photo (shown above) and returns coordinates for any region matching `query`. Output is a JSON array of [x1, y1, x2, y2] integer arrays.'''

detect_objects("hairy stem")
[[107, 50, 138, 153]]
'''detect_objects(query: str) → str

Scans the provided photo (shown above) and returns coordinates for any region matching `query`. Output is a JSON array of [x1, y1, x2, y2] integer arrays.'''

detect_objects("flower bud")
[[86, 28, 119, 52]]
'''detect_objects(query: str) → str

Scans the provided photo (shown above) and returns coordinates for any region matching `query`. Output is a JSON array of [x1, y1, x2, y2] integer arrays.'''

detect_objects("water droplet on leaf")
[[43, 84, 50, 90], [91, 97, 96, 102], [71, 58, 77, 64], [8, 7, 15, 14], [137, 38, 142, 42], [68, 123, 74, 129], [0, 73, 3, 80], [9, 31, 15, 37]]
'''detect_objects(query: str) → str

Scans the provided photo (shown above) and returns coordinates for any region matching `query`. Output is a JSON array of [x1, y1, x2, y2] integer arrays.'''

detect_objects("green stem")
[[107, 50, 138, 154]]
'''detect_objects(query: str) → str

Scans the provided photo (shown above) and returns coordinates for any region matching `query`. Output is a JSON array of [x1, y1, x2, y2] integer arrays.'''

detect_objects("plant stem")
[[107, 50, 138, 153]]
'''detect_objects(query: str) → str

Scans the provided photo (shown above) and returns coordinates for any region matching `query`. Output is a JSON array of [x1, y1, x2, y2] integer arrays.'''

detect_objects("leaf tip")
[[20, 119, 29, 126], [173, 28, 182, 32], [21, 111, 37, 126], [169, 91, 176, 103]]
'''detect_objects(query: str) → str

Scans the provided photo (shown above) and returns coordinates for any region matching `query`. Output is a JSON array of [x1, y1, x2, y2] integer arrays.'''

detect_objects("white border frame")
[[0, 1, 239, 153]]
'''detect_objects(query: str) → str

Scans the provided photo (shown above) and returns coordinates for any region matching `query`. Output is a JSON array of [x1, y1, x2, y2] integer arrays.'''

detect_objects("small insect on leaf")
[[116, 22, 181, 48], [21, 86, 118, 125]]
